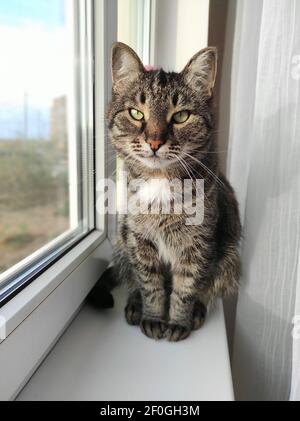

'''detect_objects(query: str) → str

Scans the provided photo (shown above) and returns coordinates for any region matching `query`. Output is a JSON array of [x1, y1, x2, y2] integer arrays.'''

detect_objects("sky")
[[0, 0, 72, 139], [0, 0, 65, 28]]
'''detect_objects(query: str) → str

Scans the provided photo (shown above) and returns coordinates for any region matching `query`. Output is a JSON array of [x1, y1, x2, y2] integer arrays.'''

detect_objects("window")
[[0, 0, 95, 306]]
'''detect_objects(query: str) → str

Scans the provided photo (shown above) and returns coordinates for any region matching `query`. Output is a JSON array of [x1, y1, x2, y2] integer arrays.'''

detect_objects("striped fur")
[[107, 43, 241, 341]]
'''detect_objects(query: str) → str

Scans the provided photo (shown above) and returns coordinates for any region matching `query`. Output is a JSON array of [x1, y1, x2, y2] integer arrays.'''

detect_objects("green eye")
[[173, 111, 190, 124], [130, 108, 144, 121]]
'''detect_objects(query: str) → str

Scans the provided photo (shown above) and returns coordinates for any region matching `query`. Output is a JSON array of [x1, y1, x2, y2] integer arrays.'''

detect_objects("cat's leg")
[[190, 284, 214, 330], [166, 274, 197, 341], [166, 248, 211, 341], [125, 289, 142, 326], [114, 234, 143, 326], [138, 268, 167, 340], [166, 282, 210, 338], [132, 238, 167, 340], [192, 299, 207, 331]]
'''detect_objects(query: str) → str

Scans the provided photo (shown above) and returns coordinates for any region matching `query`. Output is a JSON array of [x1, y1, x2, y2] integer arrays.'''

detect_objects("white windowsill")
[[17, 287, 234, 401]]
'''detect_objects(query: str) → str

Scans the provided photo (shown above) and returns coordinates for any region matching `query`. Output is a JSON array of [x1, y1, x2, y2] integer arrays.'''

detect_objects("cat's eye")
[[172, 110, 190, 124], [129, 108, 144, 121]]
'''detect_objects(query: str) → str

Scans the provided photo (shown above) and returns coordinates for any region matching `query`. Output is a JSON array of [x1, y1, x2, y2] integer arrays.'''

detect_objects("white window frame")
[[0, 0, 117, 401], [117, 0, 152, 63]]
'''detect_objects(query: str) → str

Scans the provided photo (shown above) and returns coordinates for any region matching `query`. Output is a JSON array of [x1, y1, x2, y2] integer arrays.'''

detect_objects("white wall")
[[153, 0, 209, 71], [118, 0, 151, 63]]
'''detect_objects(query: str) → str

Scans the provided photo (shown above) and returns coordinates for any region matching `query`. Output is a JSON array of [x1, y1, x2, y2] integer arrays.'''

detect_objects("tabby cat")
[[106, 42, 241, 342]]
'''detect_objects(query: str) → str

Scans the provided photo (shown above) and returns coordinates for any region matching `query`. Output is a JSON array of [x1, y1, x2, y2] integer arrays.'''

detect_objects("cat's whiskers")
[[181, 151, 227, 191], [172, 154, 194, 181], [171, 154, 211, 203]]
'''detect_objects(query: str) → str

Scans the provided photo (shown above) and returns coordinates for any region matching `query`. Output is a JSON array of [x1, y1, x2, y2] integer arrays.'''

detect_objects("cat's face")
[[107, 43, 217, 172]]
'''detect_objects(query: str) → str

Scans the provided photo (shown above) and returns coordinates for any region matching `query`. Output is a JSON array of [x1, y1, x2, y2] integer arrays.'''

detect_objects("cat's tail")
[[87, 266, 119, 309]]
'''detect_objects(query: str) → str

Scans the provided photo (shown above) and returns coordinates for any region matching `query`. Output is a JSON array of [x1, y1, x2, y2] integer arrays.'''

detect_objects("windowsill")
[[17, 287, 234, 401]]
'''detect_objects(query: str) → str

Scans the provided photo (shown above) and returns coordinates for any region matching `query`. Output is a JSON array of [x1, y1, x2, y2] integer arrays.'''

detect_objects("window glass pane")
[[0, 0, 94, 297]]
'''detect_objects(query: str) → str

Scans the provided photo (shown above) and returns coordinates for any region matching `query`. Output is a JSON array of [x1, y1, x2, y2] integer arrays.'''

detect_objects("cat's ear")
[[111, 42, 144, 92], [182, 47, 217, 97]]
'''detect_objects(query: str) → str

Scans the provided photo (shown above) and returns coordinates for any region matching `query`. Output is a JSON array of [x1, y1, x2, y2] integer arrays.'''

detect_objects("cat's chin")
[[138, 156, 177, 170]]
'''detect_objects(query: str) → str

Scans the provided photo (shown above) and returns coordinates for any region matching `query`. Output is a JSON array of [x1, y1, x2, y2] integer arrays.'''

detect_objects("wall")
[[208, 0, 231, 174], [209, 0, 238, 355], [152, 0, 209, 72]]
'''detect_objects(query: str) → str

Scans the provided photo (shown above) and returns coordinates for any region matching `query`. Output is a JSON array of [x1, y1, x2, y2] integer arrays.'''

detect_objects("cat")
[[106, 42, 241, 342]]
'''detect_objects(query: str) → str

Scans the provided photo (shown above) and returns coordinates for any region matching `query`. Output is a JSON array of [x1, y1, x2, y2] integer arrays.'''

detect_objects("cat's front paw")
[[165, 323, 191, 342], [140, 318, 167, 340]]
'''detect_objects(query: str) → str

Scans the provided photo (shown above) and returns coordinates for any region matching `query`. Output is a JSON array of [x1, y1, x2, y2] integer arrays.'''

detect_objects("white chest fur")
[[137, 178, 173, 205], [156, 235, 178, 267], [133, 178, 179, 266]]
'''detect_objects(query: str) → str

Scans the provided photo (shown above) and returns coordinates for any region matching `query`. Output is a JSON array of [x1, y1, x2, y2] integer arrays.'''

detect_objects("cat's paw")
[[125, 301, 142, 326], [165, 323, 191, 342], [140, 318, 167, 340], [192, 301, 207, 331]]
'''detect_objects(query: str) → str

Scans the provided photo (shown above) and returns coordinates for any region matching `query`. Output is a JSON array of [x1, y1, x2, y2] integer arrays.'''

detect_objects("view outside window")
[[0, 0, 80, 280]]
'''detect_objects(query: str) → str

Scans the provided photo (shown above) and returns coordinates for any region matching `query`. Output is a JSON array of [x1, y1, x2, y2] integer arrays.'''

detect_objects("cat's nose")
[[146, 139, 163, 152]]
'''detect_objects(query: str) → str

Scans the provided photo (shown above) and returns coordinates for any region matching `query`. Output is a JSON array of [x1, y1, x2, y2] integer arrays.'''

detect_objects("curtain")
[[227, 0, 300, 401], [291, 250, 300, 400]]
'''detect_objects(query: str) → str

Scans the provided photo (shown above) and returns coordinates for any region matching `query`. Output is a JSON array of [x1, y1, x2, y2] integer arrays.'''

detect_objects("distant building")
[[50, 96, 67, 151]]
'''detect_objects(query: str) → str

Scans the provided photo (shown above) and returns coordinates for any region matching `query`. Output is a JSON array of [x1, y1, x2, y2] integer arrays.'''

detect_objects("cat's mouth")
[[137, 153, 179, 170]]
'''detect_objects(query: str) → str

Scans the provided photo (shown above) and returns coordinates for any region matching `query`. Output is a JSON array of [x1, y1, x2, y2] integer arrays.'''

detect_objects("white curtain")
[[291, 250, 300, 400], [227, 0, 300, 401]]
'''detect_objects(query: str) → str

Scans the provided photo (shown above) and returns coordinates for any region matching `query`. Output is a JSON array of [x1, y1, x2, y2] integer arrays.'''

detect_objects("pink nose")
[[147, 139, 162, 152]]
